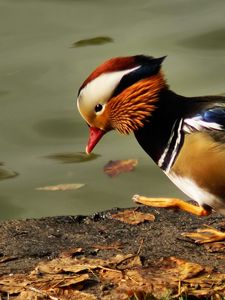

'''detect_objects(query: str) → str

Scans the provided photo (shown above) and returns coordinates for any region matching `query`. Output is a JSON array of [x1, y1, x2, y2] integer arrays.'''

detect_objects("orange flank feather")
[[108, 72, 166, 134]]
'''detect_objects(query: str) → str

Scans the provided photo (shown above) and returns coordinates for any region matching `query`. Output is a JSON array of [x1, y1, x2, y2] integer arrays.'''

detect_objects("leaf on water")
[[111, 209, 155, 225], [0, 167, 18, 181], [36, 183, 85, 191], [104, 159, 138, 177], [72, 36, 113, 47], [46, 152, 100, 164]]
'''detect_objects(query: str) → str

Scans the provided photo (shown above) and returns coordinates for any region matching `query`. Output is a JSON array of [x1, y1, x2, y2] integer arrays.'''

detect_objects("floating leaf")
[[36, 183, 85, 191], [72, 36, 113, 48], [46, 152, 100, 164], [111, 209, 155, 225], [104, 159, 138, 177], [0, 167, 18, 181]]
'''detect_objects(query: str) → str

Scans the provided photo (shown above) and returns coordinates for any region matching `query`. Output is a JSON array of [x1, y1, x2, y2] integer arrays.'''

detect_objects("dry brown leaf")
[[15, 288, 62, 300], [59, 247, 84, 258], [1, 252, 225, 299], [58, 274, 89, 288], [113, 257, 220, 299], [14, 288, 97, 300], [52, 289, 97, 300], [0, 253, 142, 298], [99, 268, 123, 283], [36, 183, 85, 191], [0, 274, 30, 293], [111, 209, 155, 225], [0, 273, 89, 294], [36, 257, 106, 274], [109, 254, 142, 270], [104, 159, 138, 177], [0, 256, 16, 263], [204, 242, 225, 253], [51, 289, 97, 300], [180, 272, 225, 297], [14, 290, 44, 300], [166, 257, 205, 280], [36, 253, 141, 277]]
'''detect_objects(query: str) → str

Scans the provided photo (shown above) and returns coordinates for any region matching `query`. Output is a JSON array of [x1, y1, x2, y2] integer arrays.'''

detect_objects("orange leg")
[[133, 195, 225, 243], [132, 195, 211, 216]]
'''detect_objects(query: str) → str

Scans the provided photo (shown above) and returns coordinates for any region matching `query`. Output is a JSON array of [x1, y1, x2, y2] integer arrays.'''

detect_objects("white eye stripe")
[[77, 66, 140, 117]]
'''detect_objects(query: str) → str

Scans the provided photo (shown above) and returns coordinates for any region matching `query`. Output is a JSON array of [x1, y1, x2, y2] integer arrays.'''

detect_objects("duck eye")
[[95, 104, 103, 113]]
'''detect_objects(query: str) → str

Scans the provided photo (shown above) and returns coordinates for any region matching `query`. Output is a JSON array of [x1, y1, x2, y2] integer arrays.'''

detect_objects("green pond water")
[[0, 0, 225, 220]]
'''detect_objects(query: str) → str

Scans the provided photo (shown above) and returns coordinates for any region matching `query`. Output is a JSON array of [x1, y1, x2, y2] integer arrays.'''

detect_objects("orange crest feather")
[[107, 73, 166, 134]]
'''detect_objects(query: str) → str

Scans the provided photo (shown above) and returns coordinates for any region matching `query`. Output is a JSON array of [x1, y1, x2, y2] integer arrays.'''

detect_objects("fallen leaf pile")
[[0, 248, 225, 299], [104, 159, 138, 177]]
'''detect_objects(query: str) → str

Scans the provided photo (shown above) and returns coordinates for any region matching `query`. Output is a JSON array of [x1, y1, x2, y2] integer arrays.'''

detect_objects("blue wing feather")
[[203, 107, 225, 127], [184, 106, 225, 133]]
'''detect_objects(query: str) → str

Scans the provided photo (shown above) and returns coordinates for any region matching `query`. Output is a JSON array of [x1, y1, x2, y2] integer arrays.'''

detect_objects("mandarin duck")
[[77, 55, 225, 243]]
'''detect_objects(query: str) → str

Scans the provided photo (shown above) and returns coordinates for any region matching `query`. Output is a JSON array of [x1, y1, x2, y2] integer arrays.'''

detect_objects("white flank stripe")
[[158, 119, 184, 172], [165, 119, 183, 173], [184, 117, 222, 133], [158, 121, 177, 168]]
